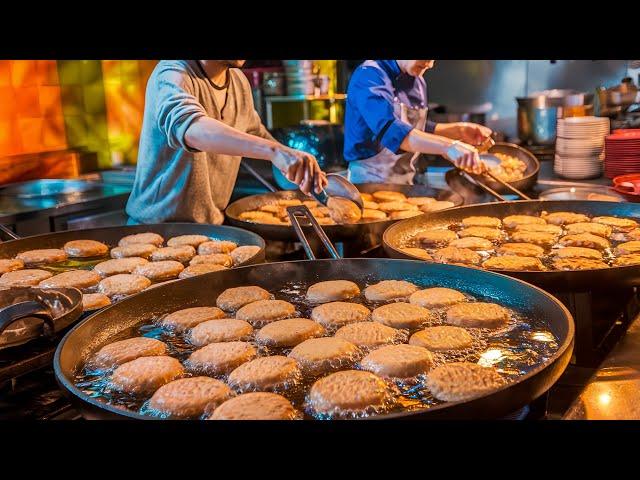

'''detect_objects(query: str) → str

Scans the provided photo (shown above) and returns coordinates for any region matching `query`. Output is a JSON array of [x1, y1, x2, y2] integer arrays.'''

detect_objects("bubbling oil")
[[399, 214, 633, 271], [75, 280, 559, 420]]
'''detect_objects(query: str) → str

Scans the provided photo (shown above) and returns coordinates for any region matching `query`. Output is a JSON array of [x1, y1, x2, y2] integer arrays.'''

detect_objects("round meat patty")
[[63, 240, 108, 258], [198, 240, 238, 255], [150, 246, 196, 263], [432, 246, 481, 266], [0, 269, 53, 287], [110, 244, 158, 259], [364, 280, 418, 301], [38, 269, 101, 290], [16, 249, 67, 266], [189, 254, 233, 267], [188, 319, 254, 347], [482, 256, 545, 271], [160, 306, 226, 332], [415, 229, 458, 247], [118, 232, 164, 247], [425, 362, 506, 402], [288, 337, 360, 376], [502, 215, 546, 229], [230, 245, 262, 266], [94, 257, 149, 277], [310, 302, 371, 328], [334, 322, 404, 349], [360, 344, 433, 379], [185, 341, 257, 376], [371, 302, 434, 330], [461, 216, 502, 228], [98, 274, 151, 298], [0, 259, 24, 274], [306, 280, 360, 303], [133, 260, 184, 281], [255, 318, 325, 347], [89, 337, 167, 370], [496, 243, 544, 258], [166, 235, 210, 248], [227, 356, 302, 392], [409, 326, 474, 352], [307, 370, 394, 418], [409, 287, 467, 309], [235, 299, 296, 327], [110, 355, 184, 396], [445, 302, 510, 329], [82, 293, 111, 311], [178, 263, 227, 279], [542, 211, 589, 225], [216, 286, 271, 312], [148, 376, 233, 419], [209, 392, 298, 420]]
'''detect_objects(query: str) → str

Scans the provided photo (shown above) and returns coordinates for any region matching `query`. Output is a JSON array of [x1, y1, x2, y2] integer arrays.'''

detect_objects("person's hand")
[[271, 146, 328, 195], [443, 140, 486, 175], [437, 122, 492, 147]]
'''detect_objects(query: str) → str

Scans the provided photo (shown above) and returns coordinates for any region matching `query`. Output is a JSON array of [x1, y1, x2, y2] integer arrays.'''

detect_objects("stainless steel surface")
[[425, 60, 629, 139], [516, 90, 594, 145], [564, 311, 640, 420], [0, 179, 102, 198], [538, 186, 626, 202]]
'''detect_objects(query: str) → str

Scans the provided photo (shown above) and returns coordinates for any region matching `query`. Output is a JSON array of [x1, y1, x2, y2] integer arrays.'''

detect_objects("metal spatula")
[[312, 173, 364, 211]]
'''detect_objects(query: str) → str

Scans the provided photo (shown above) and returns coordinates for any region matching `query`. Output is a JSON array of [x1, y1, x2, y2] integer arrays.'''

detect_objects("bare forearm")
[[399, 128, 454, 155], [184, 116, 279, 160]]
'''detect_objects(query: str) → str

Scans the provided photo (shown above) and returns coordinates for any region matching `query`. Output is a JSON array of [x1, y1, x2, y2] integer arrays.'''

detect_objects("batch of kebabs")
[[0, 233, 261, 312], [400, 211, 640, 271], [80, 278, 537, 420], [238, 190, 456, 225]]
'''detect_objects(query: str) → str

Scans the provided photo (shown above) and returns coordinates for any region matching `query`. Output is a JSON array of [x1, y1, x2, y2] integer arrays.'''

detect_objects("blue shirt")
[[344, 60, 437, 162]]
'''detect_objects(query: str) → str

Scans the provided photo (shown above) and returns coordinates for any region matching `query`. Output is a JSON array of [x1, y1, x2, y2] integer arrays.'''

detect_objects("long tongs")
[[466, 137, 532, 201]]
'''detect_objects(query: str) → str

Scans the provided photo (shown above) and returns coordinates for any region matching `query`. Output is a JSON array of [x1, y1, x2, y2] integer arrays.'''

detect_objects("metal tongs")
[[463, 137, 532, 201], [241, 161, 364, 210]]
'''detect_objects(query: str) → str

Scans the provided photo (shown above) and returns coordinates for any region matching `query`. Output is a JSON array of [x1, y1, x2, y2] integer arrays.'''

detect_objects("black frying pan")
[[54, 208, 574, 420], [383, 200, 640, 292], [0, 223, 266, 265], [224, 183, 463, 243]]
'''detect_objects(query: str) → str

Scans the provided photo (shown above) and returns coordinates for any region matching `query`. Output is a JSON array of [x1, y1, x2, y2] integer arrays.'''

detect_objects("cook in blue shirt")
[[344, 60, 492, 184]]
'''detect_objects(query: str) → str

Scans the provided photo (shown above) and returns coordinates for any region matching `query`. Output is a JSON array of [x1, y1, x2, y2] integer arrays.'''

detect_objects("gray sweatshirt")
[[125, 60, 274, 225]]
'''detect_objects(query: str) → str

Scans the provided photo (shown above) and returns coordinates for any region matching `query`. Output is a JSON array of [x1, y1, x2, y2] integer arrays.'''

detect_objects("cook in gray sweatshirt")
[[126, 60, 326, 225]]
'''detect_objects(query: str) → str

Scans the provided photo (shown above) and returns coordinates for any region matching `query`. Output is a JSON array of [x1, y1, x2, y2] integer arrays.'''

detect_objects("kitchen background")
[[0, 59, 639, 234], [1, 59, 638, 183]]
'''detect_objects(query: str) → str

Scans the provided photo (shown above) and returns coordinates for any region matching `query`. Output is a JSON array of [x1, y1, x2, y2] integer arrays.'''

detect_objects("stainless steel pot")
[[516, 90, 594, 145]]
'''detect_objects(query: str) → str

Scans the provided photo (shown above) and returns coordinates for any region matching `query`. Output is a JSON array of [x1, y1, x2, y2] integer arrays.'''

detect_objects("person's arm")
[[184, 117, 325, 194], [400, 128, 484, 174], [153, 66, 325, 194], [349, 67, 484, 173], [435, 122, 492, 146]]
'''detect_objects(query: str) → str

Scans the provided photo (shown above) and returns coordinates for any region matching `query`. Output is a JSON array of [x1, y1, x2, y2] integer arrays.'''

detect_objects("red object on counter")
[[604, 132, 640, 178], [612, 173, 640, 202]]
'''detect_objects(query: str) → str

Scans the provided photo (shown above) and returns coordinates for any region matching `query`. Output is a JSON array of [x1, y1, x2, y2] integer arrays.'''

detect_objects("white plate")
[[558, 116, 610, 125]]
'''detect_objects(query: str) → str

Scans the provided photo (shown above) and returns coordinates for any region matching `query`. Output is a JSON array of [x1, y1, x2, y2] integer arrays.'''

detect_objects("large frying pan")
[[383, 200, 640, 291], [54, 208, 573, 420], [224, 183, 463, 243], [0, 223, 266, 265]]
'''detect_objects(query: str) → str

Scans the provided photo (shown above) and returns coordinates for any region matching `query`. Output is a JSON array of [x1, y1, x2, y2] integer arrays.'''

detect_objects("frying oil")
[[75, 281, 559, 420]]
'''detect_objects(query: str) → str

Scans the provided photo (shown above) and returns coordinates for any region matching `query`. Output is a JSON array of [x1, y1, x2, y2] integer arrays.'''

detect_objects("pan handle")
[[461, 171, 508, 202], [0, 224, 20, 241], [286, 205, 341, 260], [484, 171, 532, 200], [0, 300, 55, 339]]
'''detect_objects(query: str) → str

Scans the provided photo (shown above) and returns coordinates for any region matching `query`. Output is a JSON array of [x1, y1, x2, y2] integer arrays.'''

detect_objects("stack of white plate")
[[284, 60, 315, 96], [554, 116, 610, 180]]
